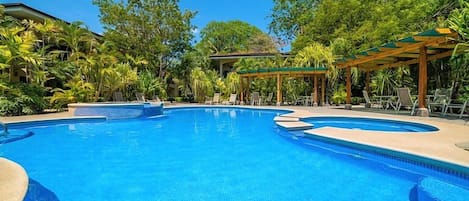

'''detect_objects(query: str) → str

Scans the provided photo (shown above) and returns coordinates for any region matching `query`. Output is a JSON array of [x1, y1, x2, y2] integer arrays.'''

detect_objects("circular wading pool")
[[302, 116, 439, 132]]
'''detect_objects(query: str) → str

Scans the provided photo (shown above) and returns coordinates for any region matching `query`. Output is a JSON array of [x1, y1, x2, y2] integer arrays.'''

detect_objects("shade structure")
[[334, 28, 464, 116], [237, 67, 328, 106]]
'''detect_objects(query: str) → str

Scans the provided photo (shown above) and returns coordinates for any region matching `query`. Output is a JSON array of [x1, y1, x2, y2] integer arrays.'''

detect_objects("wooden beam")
[[337, 37, 454, 68], [368, 50, 454, 71], [429, 43, 457, 49], [406, 49, 439, 54], [321, 75, 325, 106], [393, 53, 420, 58], [276, 73, 282, 106], [346, 67, 352, 106], [240, 77, 244, 104], [313, 75, 318, 106], [418, 46, 428, 111], [365, 71, 370, 94]]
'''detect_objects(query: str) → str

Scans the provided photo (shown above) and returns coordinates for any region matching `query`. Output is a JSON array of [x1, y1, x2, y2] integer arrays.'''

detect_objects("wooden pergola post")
[[321, 75, 326, 106], [313, 75, 318, 106], [416, 46, 429, 116], [276, 73, 282, 106], [365, 71, 371, 94], [240, 76, 244, 105], [345, 67, 352, 110]]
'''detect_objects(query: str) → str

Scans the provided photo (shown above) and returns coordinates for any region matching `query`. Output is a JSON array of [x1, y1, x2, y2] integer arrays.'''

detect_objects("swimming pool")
[[1, 107, 468, 200], [302, 116, 439, 132]]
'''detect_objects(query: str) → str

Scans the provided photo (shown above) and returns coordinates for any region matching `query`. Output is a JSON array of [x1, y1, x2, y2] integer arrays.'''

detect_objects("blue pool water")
[[0, 108, 467, 201], [302, 116, 439, 132]]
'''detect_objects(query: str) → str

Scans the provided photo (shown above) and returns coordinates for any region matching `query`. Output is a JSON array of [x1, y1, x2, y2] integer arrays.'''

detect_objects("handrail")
[[0, 121, 8, 136]]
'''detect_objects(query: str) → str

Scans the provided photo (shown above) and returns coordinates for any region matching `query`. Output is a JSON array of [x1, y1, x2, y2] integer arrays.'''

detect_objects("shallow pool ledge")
[[68, 102, 163, 119], [0, 158, 28, 201]]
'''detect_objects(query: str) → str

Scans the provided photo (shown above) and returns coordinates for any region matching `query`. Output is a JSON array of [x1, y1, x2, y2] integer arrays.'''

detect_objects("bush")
[[351, 97, 363, 105], [331, 85, 346, 105], [0, 83, 47, 116]]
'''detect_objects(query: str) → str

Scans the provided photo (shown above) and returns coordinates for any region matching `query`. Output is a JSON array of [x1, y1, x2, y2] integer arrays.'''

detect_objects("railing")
[[0, 121, 8, 136]]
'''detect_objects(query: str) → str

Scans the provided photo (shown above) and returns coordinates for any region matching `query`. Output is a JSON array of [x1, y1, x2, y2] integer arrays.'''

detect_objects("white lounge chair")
[[223, 93, 237, 105], [263, 92, 273, 105], [135, 92, 146, 102], [251, 92, 260, 106], [427, 88, 451, 114], [395, 88, 418, 115], [113, 91, 124, 102], [443, 99, 468, 118], [205, 93, 220, 105]]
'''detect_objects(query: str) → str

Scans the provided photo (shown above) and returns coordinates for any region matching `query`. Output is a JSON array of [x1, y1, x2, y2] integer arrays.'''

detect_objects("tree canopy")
[[270, 0, 461, 53], [197, 20, 277, 55], [93, 0, 195, 78]]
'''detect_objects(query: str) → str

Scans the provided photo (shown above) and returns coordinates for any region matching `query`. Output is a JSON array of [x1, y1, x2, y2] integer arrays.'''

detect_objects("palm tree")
[[0, 26, 40, 82]]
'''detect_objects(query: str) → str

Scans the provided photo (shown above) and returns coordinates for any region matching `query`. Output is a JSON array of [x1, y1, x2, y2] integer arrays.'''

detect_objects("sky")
[[1, 0, 275, 41]]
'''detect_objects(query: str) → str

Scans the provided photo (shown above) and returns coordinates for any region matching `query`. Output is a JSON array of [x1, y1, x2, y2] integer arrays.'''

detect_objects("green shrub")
[[331, 85, 346, 105], [0, 83, 47, 116], [351, 97, 363, 105]]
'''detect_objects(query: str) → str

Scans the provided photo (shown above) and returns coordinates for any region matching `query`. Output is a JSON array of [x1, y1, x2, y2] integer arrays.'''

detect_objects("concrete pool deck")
[[1, 104, 468, 200]]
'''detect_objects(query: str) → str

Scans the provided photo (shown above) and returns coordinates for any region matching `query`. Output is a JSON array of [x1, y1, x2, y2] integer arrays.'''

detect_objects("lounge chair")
[[443, 99, 468, 118], [395, 88, 418, 115], [205, 93, 220, 105], [135, 92, 146, 102], [362, 90, 381, 109], [113, 91, 124, 102], [427, 88, 451, 114], [251, 92, 260, 106], [223, 94, 237, 105], [263, 92, 273, 105], [151, 95, 164, 105]]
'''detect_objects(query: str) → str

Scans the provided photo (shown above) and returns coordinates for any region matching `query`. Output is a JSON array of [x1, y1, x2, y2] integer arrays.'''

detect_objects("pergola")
[[237, 67, 328, 106], [334, 28, 461, 116]]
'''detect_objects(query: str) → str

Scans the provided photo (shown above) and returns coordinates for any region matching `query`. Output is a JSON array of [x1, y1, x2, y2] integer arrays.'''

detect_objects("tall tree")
[[197, 20, 278, 55], [270, 0, 455, 52], [93, 0, 195, 78]]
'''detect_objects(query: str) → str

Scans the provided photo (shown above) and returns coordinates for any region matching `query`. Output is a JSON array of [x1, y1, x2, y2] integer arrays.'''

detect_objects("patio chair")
[[206, 93, 220, 105], [362, 90, 381, 109], [395, 88, 418, 115], [113, 91, 124, 102], [135, 92, 146, 102], [427, 88, 451, 114], [251, 92, 260, 106], [223, 93, 238, 105], [263, 92, 273, 105], [151, 95, 164, 105], [443, 99, 468, 118]]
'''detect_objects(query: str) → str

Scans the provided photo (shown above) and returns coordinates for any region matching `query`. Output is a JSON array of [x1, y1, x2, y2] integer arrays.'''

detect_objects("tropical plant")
[[224, 72, 240, 95], [190, 67, 214, 102], [50, 75, 95, 107], [0, 83, 46, 116], [0, 26, 41, 82], [331, 85, 347, 105], [136, 70, 166, 100]]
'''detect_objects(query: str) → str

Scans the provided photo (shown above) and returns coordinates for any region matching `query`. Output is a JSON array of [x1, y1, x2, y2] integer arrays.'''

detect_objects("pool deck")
[[1, 104, 468, 200]]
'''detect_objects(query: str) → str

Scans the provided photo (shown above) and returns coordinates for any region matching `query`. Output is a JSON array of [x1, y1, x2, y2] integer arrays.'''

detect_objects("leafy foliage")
[[93, 0, 195, 78], [197, 20, 277, 55]]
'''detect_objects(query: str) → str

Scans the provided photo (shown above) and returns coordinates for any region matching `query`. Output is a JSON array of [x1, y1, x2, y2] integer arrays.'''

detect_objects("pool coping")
[[0, 158, 28, 201]]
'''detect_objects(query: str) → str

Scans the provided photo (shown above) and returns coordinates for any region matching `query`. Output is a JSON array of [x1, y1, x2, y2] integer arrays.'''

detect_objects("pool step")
[[413, 177, 469, 201], [276, 121, 313, 131], [273, 116, 299, 122]]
